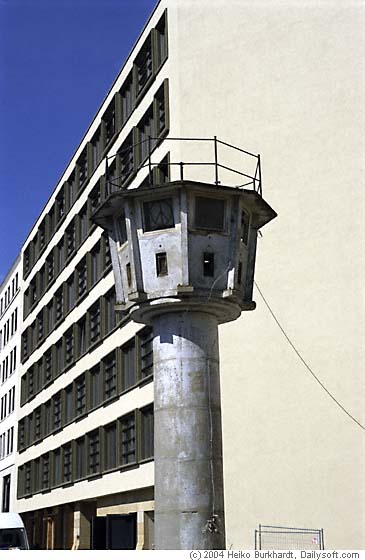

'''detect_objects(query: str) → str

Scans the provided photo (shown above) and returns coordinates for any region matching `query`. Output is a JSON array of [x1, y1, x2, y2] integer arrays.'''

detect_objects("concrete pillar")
[[153, 310, 225, 550], [72, 502, 94, 550]]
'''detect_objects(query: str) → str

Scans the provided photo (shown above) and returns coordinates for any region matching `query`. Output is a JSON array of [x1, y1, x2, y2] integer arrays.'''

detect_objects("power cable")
[[254, 281, 365, 432]]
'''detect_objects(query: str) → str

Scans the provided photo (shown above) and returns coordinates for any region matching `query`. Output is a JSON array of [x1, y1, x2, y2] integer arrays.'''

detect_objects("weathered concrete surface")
[[153, 310, 225, 550]]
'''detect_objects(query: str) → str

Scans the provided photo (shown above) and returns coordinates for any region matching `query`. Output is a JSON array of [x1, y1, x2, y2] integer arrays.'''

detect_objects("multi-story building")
[[12, 0, 364, 550], [0, 256, 21, 514]]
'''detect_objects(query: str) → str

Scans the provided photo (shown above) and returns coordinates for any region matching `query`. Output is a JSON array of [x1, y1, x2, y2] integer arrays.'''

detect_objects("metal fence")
[[105, 136, 263, 196], [255, 525, 324, 550]]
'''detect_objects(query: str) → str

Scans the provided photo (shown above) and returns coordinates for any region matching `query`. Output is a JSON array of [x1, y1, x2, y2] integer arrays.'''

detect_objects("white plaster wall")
[[167, 0, 365, 549]]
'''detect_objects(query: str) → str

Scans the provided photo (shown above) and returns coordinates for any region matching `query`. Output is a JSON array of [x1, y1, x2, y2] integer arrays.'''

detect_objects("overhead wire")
[[254, 281, 365, 432]]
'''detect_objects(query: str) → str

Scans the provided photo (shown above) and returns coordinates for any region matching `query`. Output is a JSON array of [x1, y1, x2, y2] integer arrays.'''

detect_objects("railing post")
[[320, 529, 324, 550], [214, 135, 219, 186], [179, 162, 184, 181], [257, 154, 262, 196]]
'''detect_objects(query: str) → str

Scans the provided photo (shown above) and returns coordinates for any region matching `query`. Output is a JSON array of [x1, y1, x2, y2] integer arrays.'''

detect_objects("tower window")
[[195, 197, 225, 231], [203, 252, 215, 277], [156, 252, 168, 277], [241, 210, 250, 245], [126, 263, 132, 287], [143, 198, 174, 231]]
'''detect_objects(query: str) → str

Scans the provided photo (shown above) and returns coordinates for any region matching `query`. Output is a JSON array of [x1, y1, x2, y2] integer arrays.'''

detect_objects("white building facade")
[[12, 0, 365, 550], [0, 256, 21, 514]]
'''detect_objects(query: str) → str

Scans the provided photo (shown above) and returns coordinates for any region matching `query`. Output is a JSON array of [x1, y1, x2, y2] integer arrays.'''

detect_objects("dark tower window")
[[143, 198, 174, 231], [203, 252, 215, 277], [156, 252, 168, 277], [195, 197, 225, 231], [237, 261, 243, 285], [126, 263, 132, 287], [241, 210, 250, 245]]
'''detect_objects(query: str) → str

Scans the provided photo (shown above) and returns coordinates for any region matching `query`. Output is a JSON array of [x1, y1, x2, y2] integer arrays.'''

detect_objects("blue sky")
[[0, 0, 157, 284]]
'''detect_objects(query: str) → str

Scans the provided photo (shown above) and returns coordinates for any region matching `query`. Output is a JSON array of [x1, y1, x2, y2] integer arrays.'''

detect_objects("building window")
[[64, 386, 73, 425], [56, 189, 65, 223], [89, 364, 101, 410], [47, 299, 55, 333], [53, 449, 62, 488], [55, 339, 64, 377], [63, 444, 72, 484], [2, 475, 11, 512], [53, 392, 62, 431], [18, 419, 26, 451], [42, 454, 50, 490], [28, 414, 33, 447], [122, 340, 136, 390], [120, 413, 136, 466], [89, 302, 101, 345], [22, 330, 29, 362], [88, 429, 100, 476], [103, 100, 116, 145], [143, 198, 174, 232], [103, 233, 112, 271], [64, 328, 74, 368], [25, 462, 32, 495], [8, 386, 15, 414], [68, 172, 77, 208], [77, 317, 87, 358], [104, 351, 117, 401], [155, 81, 168, 137], [140, 405, 154, 460], [78, 148, 88, 187], [57, 238, 65, 273], [67, 275, 75, 312], [34, 407, 42, 442], [34, 458, 41, 493], [139, 328, 153, 379], [44, 349, 52, 385], [91, 242, 102, 286], [105, 288, 117, 334], [156, 11, 167, 68], [47, 252, 55, 285], [92, 127, 103, 171], [120, 72, 133, 126], [135, 34, 153, 95], [75, 437, 86, 480], [44, 401, 52, 437], [75, 374, 86, 417], [48, 207, 55, 239], [89, 182, 102, 214], [138, 105, 154, 163], [119, 133, 134, 184], [37, 309, 44, 343], [28, 367, 34, 399], [103, 422, 117, 471], [66, 221, 76, 258], [79, 204, 88, 244], [77, 258, 87, 299]]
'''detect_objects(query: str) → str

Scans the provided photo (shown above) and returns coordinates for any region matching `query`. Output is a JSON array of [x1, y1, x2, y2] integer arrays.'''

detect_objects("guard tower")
[[93, 162, 276, 549]]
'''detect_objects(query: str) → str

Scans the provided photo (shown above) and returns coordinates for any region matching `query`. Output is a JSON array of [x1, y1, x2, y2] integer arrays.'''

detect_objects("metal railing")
[[104, 135, 263, 196], [255, 525, 325, 550]]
